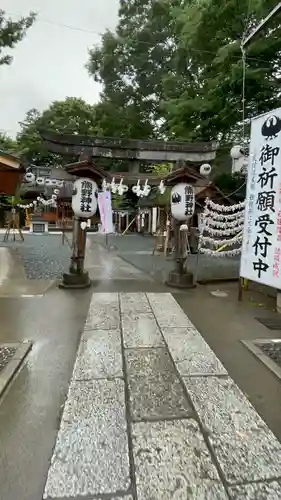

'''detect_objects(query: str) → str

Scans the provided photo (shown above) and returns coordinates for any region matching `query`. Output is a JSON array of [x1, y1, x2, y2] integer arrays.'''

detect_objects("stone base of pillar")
[[166, 270, 196, 289], [59, 271, 91, 289]]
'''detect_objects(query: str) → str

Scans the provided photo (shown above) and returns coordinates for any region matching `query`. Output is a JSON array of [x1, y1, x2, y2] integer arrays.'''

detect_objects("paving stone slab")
[[162, 327, 227, 376], [73, 329, 123, 380], [210, 427, 281, 484], [120, 292, 152, 315], [44, 379, 130, 498], [183, 376, 267, 434], [45, 495, 133, 500], [85, 293, 120, 330], [228, 482, 281, 500], [128, 373, 192, 421], [126, 348, 191, 420], [126, 348, 174, 378], [122, 313, 164, 348], [147, 293, 194, 328], [132, 420, 228, 500]]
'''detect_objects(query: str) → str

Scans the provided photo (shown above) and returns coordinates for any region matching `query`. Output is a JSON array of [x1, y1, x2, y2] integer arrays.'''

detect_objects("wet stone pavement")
[[43, 292, 281, 500], [93, 233, 240, 282]]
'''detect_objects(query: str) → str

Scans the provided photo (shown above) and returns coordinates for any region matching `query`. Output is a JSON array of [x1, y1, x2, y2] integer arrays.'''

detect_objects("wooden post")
[[238, 278, 243, 302], [122, 216, 136, 235], [118, 212, 122, 233], [56, 202, 59, 226]]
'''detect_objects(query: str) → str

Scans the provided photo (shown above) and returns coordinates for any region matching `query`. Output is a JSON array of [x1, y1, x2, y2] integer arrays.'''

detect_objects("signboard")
[[71, 178, 97, 218], [98, 191, 114, 234], [171, 183, 195, 221], [240, 108, 281, 287], [33, 223, 45, 233]]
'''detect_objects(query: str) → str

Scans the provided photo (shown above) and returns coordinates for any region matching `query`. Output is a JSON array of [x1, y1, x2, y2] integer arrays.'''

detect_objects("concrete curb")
[[0, 247, 11, 283], [242, 339, 281, 381], [0, 341, 32, 398]]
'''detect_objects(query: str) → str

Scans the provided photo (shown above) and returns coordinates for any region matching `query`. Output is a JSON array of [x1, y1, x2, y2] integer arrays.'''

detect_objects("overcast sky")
[[0, 0, 119, 137]]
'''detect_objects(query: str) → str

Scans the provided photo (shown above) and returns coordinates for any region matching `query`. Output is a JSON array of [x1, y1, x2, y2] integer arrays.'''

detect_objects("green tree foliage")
[[0, 10, 36, 66], [0, 133, 18, 154], [163, 0, 281, 142], [145, 163, 172, 206], [87, 0, 184, 139], [87, 0, 281, 146], [214, 172, 246, 201], [4, 1, 280, 177], [17, 98, 102, 165]]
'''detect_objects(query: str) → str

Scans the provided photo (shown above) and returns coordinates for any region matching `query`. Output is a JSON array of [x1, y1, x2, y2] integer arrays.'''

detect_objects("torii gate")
[[41, 132, 218, 288]]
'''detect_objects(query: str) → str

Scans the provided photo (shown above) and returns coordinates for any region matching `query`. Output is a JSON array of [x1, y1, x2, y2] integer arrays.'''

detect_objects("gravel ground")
[[0, 346, 16, 374], [0, 234, 71, 280], [259, 342, 281, 368], [0, 231, 240, 282]]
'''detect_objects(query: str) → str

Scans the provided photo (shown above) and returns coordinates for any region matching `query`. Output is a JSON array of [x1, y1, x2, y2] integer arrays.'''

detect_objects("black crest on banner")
[[261, 115, 281, 140]]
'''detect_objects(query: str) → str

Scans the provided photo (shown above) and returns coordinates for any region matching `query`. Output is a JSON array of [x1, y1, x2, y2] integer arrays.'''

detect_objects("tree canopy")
[[87, 0, 281, 144], [16, 97, 102, 166], [2, 1, 281, 176], [0, 10, 36, 66], [0, 133, 18, 154]]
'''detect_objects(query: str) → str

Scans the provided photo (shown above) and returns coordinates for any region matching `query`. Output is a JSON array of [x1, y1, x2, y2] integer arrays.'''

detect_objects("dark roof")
[[66, 160, 111, 181]]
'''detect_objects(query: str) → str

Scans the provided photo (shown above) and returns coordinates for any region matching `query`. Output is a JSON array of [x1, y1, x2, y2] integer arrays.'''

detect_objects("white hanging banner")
[[240, 108, 281, 286], [98, 191, 114, 234]]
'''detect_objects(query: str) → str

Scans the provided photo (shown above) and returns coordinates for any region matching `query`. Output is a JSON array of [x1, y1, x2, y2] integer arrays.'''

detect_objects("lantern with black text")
[[171, 183, 195, 221], [71, 178, 98, 218]]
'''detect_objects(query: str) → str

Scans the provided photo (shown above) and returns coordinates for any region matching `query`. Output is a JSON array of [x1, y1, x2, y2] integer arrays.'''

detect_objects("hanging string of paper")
[[199, 198, 245, 257]]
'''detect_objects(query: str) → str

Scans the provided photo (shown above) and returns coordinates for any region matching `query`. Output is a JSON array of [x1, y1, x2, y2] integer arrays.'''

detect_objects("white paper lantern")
[[44, 179, 53, 186], [200, 163, 212, 176], [56, 180, 64, 188], [230, 145, 243, 160], [36, 177, 45, 186], [71, 178, 98, 218], [24, 172, 35, 183], [53, 188, 60, 195], [171, 183, 195, 221]]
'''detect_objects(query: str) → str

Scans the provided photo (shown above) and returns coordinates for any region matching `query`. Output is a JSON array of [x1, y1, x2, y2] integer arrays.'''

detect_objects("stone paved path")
[[44, 292, 281, 500]]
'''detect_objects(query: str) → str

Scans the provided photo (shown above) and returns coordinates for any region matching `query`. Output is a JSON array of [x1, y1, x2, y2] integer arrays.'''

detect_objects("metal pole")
[[242, 2, 281, 48]]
